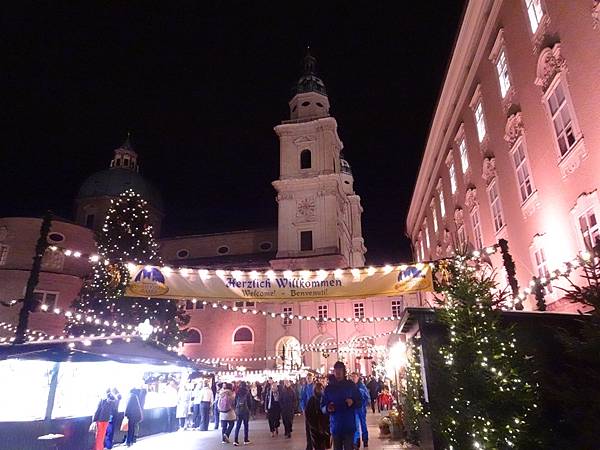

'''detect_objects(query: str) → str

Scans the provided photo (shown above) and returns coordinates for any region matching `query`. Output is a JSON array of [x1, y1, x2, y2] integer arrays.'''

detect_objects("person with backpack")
[[233, 381, 252, 446], [218, 383, 236, 443]]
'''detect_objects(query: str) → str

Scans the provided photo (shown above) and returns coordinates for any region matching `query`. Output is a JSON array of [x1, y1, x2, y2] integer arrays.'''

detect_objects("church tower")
[[271, 50, 366, 270]]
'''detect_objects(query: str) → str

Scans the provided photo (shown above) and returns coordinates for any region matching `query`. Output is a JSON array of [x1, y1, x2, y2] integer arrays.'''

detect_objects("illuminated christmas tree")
[[66, 189, 187, 347], [434, 256, 538, 449], [403, 340, 425, 445]]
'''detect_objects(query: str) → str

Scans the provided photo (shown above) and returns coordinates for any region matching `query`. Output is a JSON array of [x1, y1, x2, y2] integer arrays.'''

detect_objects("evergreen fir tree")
[[551, 244, 600, 446], [403, 340, 425, 445], [66, 189, 188, 347], [434, 256, 538, 449]]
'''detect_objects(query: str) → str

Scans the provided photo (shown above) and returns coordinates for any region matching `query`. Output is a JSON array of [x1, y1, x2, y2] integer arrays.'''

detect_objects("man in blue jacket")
[[321, 361, 361, 450], [351, 373, 371, 448], [301, 373, 316, 450]]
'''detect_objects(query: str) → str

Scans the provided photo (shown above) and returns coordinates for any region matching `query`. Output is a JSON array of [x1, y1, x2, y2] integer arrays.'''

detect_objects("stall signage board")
[[124, 264, 433, 302]]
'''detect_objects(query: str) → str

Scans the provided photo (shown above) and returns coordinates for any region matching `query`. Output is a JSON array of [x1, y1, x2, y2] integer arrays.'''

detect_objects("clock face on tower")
[[297, 197, 316, 218]]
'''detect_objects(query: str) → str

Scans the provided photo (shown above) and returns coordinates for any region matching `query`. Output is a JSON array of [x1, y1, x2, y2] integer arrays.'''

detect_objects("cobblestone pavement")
[[128, 411, 417, 450]]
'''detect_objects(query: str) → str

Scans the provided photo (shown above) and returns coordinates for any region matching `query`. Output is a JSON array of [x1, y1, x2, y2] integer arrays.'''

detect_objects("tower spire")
[[122, 131, 133, 150], [110, 132, 139, 172], [293, 48, 327, 96], [303, 46, 317, 76]]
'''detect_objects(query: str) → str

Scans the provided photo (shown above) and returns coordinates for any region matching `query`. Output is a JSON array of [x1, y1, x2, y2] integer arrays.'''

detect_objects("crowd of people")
[[91, 366, 395, 450]]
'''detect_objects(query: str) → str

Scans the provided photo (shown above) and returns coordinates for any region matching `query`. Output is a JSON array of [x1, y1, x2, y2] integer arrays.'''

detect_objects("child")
[[377, 386, 394, 411]]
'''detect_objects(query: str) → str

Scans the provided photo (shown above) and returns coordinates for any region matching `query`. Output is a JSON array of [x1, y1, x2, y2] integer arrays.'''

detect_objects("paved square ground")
[[128, 411, 416, 450]]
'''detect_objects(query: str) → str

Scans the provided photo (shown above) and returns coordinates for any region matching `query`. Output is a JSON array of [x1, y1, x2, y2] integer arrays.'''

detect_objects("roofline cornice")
[[406, 0, 503, 239]]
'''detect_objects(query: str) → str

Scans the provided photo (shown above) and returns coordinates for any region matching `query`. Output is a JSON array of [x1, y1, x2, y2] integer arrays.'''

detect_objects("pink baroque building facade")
[[0, 51, 411, 374], [407, 0, 600, 311], [0, 217, 96, 335]]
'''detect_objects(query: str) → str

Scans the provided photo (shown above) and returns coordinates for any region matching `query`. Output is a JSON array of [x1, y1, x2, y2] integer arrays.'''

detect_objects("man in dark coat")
[[125, 388, 144, 447], [279, 379, 297, 438], [301, 373, 316, 450], [321, 362, 361, 450], [366, 377, 381, 414], [305, 382, 331, 450]]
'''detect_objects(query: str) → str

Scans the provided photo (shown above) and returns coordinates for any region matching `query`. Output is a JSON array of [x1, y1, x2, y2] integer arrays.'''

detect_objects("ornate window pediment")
[[454, 207, 464, 226], [482, 157, 497, 184], [465, 187, 478, 210], [504, 112, 525, 148], [594, 1, 600, 30], [535, 44, 566, 93]]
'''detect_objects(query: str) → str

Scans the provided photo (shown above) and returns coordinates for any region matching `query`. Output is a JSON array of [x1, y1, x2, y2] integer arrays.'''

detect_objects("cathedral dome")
[[76, 168, 164, 212]]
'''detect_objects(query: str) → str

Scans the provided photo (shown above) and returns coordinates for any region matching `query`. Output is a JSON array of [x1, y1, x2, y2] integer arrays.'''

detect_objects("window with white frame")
[[439, 186, 446, 217], [530, 239, 553, 294], [424, 220, 430, 250], [458, 137, 469, 173], [470, 206, 484, 249], [474, 100, 487, 142], [525, 0, 544, 33], [487, 179, 505, 233], [0, 244, 8, 265], [532, 247, 550, 279], [317, 304, 328, 321], [449, 162, 457, 194], [233, 326, 254, 343], [33, 290, 59, 309], [545, 80, 578, 157], [431, 200, 439, 233], [234, 301, 256, 308], [353, 302, 365, 319], [489, 29, 512, 99], [184, 328, 202, 344], [282, 306, 293, 325], [495, 48, 512, 97], [391, 299, 403, 317], [511, 140, 535, 203], [185, 300, 205, 310], [578, 208, 600, 250]]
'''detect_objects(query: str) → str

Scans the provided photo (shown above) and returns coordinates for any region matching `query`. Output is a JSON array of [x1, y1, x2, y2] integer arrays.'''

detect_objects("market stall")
[[0, 337, 213, 450]]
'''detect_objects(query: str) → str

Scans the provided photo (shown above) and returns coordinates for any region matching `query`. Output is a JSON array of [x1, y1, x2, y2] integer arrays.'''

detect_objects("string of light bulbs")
[[505, 249, 593, 308], [0, 329, 140, 345], [196, 354, 283, 365], [45, 243, 501, 281]]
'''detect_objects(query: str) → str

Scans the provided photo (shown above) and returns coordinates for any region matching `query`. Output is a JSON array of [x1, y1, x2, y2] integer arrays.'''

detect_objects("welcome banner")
[[123, 264, 433, 302]]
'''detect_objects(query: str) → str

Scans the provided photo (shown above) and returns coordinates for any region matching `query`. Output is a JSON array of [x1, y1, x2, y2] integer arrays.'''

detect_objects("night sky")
[[1, 1, 465, 264]]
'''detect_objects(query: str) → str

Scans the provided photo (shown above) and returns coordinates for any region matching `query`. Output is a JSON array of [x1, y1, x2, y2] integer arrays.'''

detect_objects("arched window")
[[300, 149, 312, 169], [232, 326, 254, 343], [184, 328, 202, 344]]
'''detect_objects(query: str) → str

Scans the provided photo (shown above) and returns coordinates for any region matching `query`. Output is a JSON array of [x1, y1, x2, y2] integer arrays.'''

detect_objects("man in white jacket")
[[199, 380, 215, 431]]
